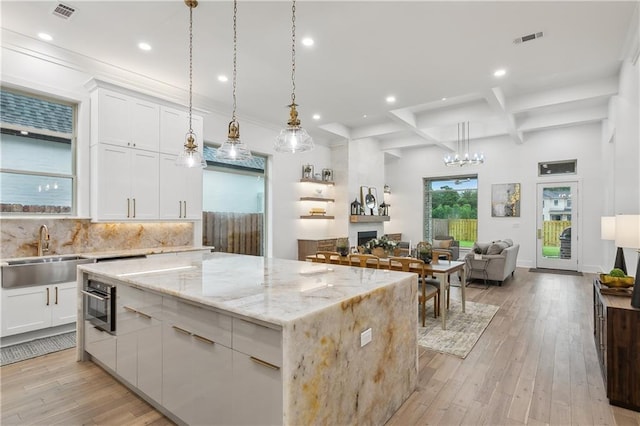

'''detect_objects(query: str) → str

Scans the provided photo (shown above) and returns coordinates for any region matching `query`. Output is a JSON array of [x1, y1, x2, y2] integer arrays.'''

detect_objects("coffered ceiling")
[[1, 1, 638, 154]]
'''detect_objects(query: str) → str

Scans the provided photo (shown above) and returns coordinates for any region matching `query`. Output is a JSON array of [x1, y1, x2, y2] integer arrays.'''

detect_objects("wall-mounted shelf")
[[300, 197, 335, 202], [300, 178, 334, 186], [300, 215, 335, 220], [350, 215, 390, 223]]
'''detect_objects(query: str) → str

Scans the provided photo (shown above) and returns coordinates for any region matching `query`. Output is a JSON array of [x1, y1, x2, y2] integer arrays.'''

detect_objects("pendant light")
[[274, 0, 314, 153], [217, 0, 252, 161], [443, 122, 484, 167], [176, 0, 207, 168]]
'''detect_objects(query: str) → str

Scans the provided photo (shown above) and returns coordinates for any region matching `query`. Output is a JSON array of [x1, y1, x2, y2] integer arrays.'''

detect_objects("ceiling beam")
[[485, 87, 523, 144]]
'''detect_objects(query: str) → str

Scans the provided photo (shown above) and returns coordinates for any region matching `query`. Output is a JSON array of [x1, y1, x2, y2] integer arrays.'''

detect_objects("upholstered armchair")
[[465, 239, 519, 286], [432, 235, 460, 261]]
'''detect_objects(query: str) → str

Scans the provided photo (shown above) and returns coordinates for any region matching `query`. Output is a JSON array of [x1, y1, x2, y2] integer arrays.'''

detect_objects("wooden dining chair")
[[388, 257, 438, 325], [315, 251, 341, 264], [347, 253, 380, 269]]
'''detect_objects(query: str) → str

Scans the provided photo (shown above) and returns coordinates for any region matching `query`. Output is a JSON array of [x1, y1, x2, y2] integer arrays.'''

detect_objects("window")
[[538, 159, 577, 176], [201, 146, 266, 256], [423, 175, 478, 248], [0, 89, 76, 214]]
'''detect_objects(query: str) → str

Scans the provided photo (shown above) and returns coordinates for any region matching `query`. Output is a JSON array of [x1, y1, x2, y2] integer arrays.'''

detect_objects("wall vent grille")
[[52, 3, 75, 19], [513, 31, 544, 44]]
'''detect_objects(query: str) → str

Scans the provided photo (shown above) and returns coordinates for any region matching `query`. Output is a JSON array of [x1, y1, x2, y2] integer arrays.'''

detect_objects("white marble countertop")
[[78, 252, 414, 326], [0, 245, 213, 265]]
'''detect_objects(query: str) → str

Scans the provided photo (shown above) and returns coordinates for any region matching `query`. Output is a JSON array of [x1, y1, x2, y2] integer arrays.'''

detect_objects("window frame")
[[0, 88, 78, 216]]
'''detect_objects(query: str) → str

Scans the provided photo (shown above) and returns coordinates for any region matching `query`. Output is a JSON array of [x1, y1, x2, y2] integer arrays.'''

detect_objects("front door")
[[536, 182, 578, 270]]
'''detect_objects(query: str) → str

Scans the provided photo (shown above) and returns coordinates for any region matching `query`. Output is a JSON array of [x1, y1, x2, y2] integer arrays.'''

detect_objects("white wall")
[[1, 43, 332, 261], [385, 122, 606, 272]]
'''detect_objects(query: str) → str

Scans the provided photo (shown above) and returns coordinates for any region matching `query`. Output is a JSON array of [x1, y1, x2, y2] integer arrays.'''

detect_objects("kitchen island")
[[77, 251, 417, 425]]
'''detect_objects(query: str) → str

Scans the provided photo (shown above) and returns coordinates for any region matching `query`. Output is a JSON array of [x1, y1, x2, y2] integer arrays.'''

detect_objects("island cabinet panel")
[[162, 299, 234, 426], [84, 320, 116, 371], [115, 285, 163, 403], [232, 351, 282, 425]]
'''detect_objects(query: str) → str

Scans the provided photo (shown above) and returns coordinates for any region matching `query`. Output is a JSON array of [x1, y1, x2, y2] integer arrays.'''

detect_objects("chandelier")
[[443, 122, 484, 167], [176, 0, 207, 168], [217, 0, 252, 162], [274, 0, 314, 153]]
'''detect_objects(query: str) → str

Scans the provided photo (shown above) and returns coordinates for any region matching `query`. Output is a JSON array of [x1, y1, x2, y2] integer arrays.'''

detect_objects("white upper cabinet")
[[159, 154, 203, 220], [160, 106, 204, 155], [96, 90, 160, 152]]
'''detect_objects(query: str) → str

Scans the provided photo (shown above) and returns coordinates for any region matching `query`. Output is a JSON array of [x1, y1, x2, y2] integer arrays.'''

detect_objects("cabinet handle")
[[127, 198, 131, 218], [133, 198, 136, 218], [249, 356, 280, 371], [55, 286, 59, 305], [137, 310, 152, 320], [193, 334, 215, 345], [46, 287, 50, 306], [123, 305, 137, 314], [172, 325, 191, 336]]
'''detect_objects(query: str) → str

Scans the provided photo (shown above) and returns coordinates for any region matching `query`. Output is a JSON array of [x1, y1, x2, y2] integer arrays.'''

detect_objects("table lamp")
[[615, 214, 640, 308], [601, 216, 627, 274]]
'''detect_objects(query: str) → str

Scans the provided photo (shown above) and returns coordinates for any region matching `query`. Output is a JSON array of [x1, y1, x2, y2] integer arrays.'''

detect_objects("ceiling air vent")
[[513, 31, 544, 45], [52, 3, 76, 19]]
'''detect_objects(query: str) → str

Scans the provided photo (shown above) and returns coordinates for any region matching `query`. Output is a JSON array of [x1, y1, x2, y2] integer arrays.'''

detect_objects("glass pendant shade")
[[217, 121, 252, 161], [275, 126, 314, 153], [175, 131, 207, 168]]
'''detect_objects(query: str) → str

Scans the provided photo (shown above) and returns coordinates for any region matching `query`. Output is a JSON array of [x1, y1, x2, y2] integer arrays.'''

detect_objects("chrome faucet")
[[38, 225, 50, 256]]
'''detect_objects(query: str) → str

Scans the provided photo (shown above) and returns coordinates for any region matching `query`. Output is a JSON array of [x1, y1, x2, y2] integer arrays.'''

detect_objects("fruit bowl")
[[599, 273, 635, 288]]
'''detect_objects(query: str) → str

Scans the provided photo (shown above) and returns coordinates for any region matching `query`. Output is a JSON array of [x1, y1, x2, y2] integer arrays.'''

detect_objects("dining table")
[[306, 254, 466, 330]]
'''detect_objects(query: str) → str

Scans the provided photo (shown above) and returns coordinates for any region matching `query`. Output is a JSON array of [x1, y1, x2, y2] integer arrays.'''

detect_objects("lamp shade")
[[601, 216, 616, 240], [615, 214, 640, 248]]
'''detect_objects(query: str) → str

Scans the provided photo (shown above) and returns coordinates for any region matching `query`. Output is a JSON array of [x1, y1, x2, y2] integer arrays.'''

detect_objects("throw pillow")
[[433, 239, 452, 249], [486, 241, 508, 255], [472, 242, 490, 254]]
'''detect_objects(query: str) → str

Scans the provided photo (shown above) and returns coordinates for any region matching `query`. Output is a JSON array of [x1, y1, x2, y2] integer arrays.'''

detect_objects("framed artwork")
[[322, 168, 333, 182], [491, 183, 521, 217], [302, 164, 314, 179]]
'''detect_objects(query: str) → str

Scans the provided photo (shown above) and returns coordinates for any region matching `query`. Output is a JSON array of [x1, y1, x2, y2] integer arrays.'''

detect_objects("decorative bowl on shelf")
[[599, 273, 635, 288]]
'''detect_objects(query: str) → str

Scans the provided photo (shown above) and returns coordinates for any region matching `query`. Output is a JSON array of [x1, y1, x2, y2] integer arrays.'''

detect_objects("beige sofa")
[[465, 239, 519, 286]]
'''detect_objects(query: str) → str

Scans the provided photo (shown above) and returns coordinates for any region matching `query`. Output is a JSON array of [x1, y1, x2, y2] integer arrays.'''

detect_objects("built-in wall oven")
[[82, 280, 116, 334]]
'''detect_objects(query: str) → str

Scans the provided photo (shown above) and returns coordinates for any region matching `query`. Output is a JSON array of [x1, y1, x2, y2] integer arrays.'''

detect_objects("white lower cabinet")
[[84, 320, 116, 371], [232, 351, 283, 425], [162, 301, 233, 425], [1, 281, 77, 337], [116, 285, 163, 403]]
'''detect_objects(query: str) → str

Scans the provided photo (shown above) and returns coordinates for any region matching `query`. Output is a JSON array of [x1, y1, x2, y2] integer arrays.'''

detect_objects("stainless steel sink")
[[1, 256, 95, 288]]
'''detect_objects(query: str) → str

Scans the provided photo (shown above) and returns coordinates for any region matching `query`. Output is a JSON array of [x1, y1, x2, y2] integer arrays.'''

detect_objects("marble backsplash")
[[0, 219, 194, 259]]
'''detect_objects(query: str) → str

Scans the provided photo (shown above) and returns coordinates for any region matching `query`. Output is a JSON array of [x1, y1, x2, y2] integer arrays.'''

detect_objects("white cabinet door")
[[183, 165, 203, 220], [158, 154, 184, 219], [130, 149, 159, 220], [97, 90, 131, 147], [94, 144, 159, 221], [97, 90, 159, 151], [85, 320, 116, 371], [50, 281, 77, 327], [116, 331, 138, 386], [137, 323, 162, 403], [159, 153, 203, 220], [0, 286, 51, 336], [130, 99, 160, 152], [95, 144, 132, 220], [232, 351, 283, 425], [159, 107, 188, 155]]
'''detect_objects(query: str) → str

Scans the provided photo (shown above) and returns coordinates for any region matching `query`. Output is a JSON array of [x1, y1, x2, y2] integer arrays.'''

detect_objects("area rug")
[[529, 268, 583, 276], [418, 300, 499, 359], [1, 331, 76, 366]]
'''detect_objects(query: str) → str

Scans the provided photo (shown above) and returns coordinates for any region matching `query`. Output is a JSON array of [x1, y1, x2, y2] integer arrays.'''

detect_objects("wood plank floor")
[[1, 268, 639, 425]]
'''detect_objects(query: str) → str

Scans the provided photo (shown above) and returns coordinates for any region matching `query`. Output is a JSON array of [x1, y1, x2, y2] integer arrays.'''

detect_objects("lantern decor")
[[351, 198, 362, 215]]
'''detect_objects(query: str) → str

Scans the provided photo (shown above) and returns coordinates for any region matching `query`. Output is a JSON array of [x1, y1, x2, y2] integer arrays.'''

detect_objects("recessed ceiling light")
[[302, 37, 314, 47], [441, 97, 447, 101], [493, 68, 507, 77], [38, 32, 53, 41], [138, 42, 152, 51], [217, 75, 229, 83], [363, 114, 368, 119], [312, 114, 321, 120], [386, 96, 396, 104]]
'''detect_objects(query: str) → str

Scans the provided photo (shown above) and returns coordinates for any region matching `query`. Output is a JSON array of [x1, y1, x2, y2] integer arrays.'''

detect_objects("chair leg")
[[433, 294, 438, 318]]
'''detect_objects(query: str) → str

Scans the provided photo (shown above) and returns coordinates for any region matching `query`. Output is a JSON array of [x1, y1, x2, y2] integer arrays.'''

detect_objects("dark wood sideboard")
[[297, 239, 337, 261], [592, 279, 640, 412]]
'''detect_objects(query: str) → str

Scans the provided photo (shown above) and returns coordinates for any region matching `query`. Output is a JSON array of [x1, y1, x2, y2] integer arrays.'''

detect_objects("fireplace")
[[357, 231, 377, 247]]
